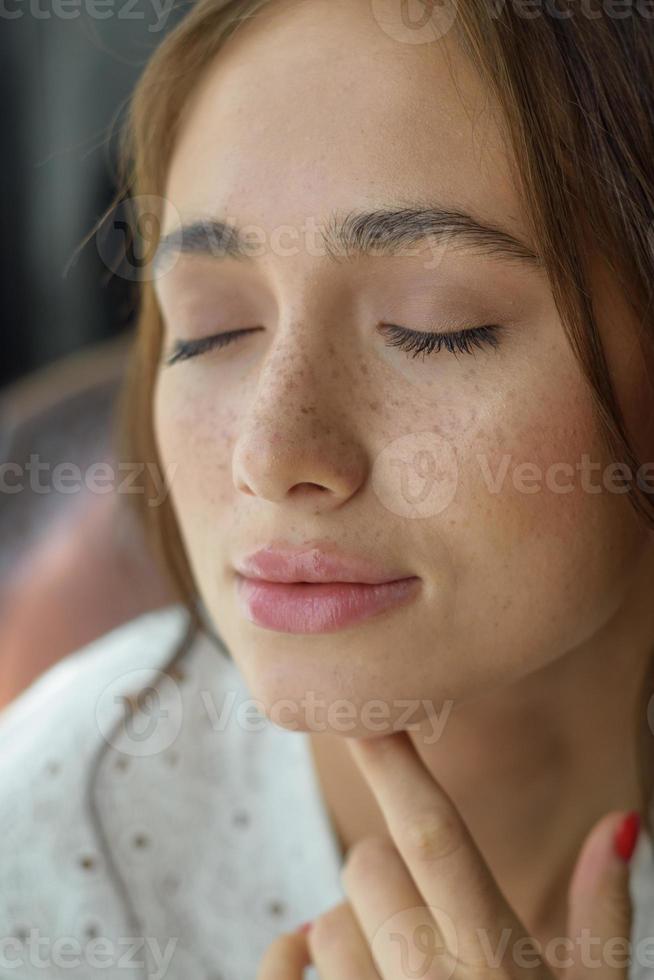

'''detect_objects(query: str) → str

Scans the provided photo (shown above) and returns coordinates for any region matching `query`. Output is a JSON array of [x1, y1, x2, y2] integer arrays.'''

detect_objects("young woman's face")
[[153, 0, 649, 733]]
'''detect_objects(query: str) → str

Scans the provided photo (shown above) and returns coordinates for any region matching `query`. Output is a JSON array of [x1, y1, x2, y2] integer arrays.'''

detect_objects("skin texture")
[[256, 733, 637, 980], [152, 0, 654, 952]]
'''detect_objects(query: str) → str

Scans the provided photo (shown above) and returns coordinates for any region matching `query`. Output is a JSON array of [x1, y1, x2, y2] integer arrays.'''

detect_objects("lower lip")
[[234, 575, 422, 634]]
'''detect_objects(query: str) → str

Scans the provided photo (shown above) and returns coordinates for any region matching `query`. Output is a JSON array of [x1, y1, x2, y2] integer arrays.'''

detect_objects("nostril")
[[290, 482, 328, 494]]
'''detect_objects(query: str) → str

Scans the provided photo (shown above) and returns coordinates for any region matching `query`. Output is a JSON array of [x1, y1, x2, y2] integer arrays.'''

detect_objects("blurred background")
[[0, 0, 187, 708]]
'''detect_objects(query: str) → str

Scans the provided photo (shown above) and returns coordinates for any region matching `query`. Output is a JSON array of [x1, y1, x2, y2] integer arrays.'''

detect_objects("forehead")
[[161, 0, 530, 252]]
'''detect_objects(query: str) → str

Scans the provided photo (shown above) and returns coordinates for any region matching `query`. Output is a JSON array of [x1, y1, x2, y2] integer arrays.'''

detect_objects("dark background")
[[0, 4, 188, 707], [0, 0, 187, 390]]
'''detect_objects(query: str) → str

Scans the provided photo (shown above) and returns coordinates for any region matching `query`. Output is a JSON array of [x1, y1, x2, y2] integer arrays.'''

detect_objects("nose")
[[232, 331, 368, 510]]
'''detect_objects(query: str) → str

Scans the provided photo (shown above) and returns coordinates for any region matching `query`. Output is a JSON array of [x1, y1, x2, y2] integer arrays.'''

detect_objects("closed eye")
[[379, 323, 502, 359], [163, 327, 265, 366], [162, 322, 502, 366]]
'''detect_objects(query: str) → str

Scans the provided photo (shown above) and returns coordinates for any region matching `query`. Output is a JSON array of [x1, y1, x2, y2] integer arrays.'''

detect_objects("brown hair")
[[96, 0, 654, 899]]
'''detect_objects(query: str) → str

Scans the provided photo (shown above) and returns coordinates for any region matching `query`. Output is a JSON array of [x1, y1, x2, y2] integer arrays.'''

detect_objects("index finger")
[[256, 931, 312, 980], [346, 731, 536, 969]]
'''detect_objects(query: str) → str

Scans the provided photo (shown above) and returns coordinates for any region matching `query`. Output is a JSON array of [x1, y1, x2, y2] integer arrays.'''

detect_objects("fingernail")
[[297, 921, 312, 934], [613, 811, 641, 863]]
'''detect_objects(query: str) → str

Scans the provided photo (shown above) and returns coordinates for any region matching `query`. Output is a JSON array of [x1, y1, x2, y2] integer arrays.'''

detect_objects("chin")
[[232, 657, 454, 743], [249, 696, 404, 739]]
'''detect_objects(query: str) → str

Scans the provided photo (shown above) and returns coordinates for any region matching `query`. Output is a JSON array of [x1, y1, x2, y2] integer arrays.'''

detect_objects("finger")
[[346, 732, 534, 969], [308, 900, 381, 978], [565, 810, 640, 980], [342, 834, 458, 979], [256, 930, 312, 980]]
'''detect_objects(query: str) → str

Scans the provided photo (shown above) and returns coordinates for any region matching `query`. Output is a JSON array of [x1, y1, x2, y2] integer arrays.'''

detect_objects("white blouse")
[[0, 604, 652, 979]]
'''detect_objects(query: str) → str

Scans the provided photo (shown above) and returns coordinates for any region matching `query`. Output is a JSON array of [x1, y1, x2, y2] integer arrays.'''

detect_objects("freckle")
[[369, 402, 379, 411]]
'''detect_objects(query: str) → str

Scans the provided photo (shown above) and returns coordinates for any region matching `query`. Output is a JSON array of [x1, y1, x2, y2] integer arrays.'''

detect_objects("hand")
[[256, 731, 640, 980]]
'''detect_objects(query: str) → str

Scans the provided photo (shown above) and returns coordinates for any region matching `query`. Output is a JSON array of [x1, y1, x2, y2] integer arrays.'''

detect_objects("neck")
[[410, 629, 647, 938], [308, 556, 654, 944]]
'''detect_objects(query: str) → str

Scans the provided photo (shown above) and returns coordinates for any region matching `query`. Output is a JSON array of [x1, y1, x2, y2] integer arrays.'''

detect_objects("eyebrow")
[[153, 204, 543, 274]]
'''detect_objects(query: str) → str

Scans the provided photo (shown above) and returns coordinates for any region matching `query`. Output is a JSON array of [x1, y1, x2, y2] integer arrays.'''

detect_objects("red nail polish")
[[613, 811, 641, 862], [297, 921, 312, 934]]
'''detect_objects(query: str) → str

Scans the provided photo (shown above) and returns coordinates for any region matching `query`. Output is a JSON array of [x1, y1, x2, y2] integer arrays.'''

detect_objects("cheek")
[[468, 399, 598, 540], [446, 377, 643, 650], [153, 373, 238, 544]]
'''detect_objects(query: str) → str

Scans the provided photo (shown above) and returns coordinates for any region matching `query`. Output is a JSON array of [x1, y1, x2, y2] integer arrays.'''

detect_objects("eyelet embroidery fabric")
[[0, 604, 344, 979], [0, 604, 652, 979]]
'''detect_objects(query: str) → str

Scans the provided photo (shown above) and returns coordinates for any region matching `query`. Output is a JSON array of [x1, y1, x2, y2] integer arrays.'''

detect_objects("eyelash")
[[380, 323, 501, 359], [164, 328, 262, 365], [163, 323, 501, 366]]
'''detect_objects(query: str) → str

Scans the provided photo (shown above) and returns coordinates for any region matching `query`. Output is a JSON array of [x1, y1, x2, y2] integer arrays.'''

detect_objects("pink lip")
[[234, 577, 421, 634], [233, 542, 421, 634], [234, 541, 413, 584]]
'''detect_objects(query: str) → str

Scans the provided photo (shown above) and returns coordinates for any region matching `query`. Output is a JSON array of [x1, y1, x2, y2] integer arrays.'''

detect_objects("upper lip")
[[234, 540, 418, 585]]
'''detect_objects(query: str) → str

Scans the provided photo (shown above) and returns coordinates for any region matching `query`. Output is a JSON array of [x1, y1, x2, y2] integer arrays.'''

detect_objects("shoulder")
[[0, 604, 192, 776]]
